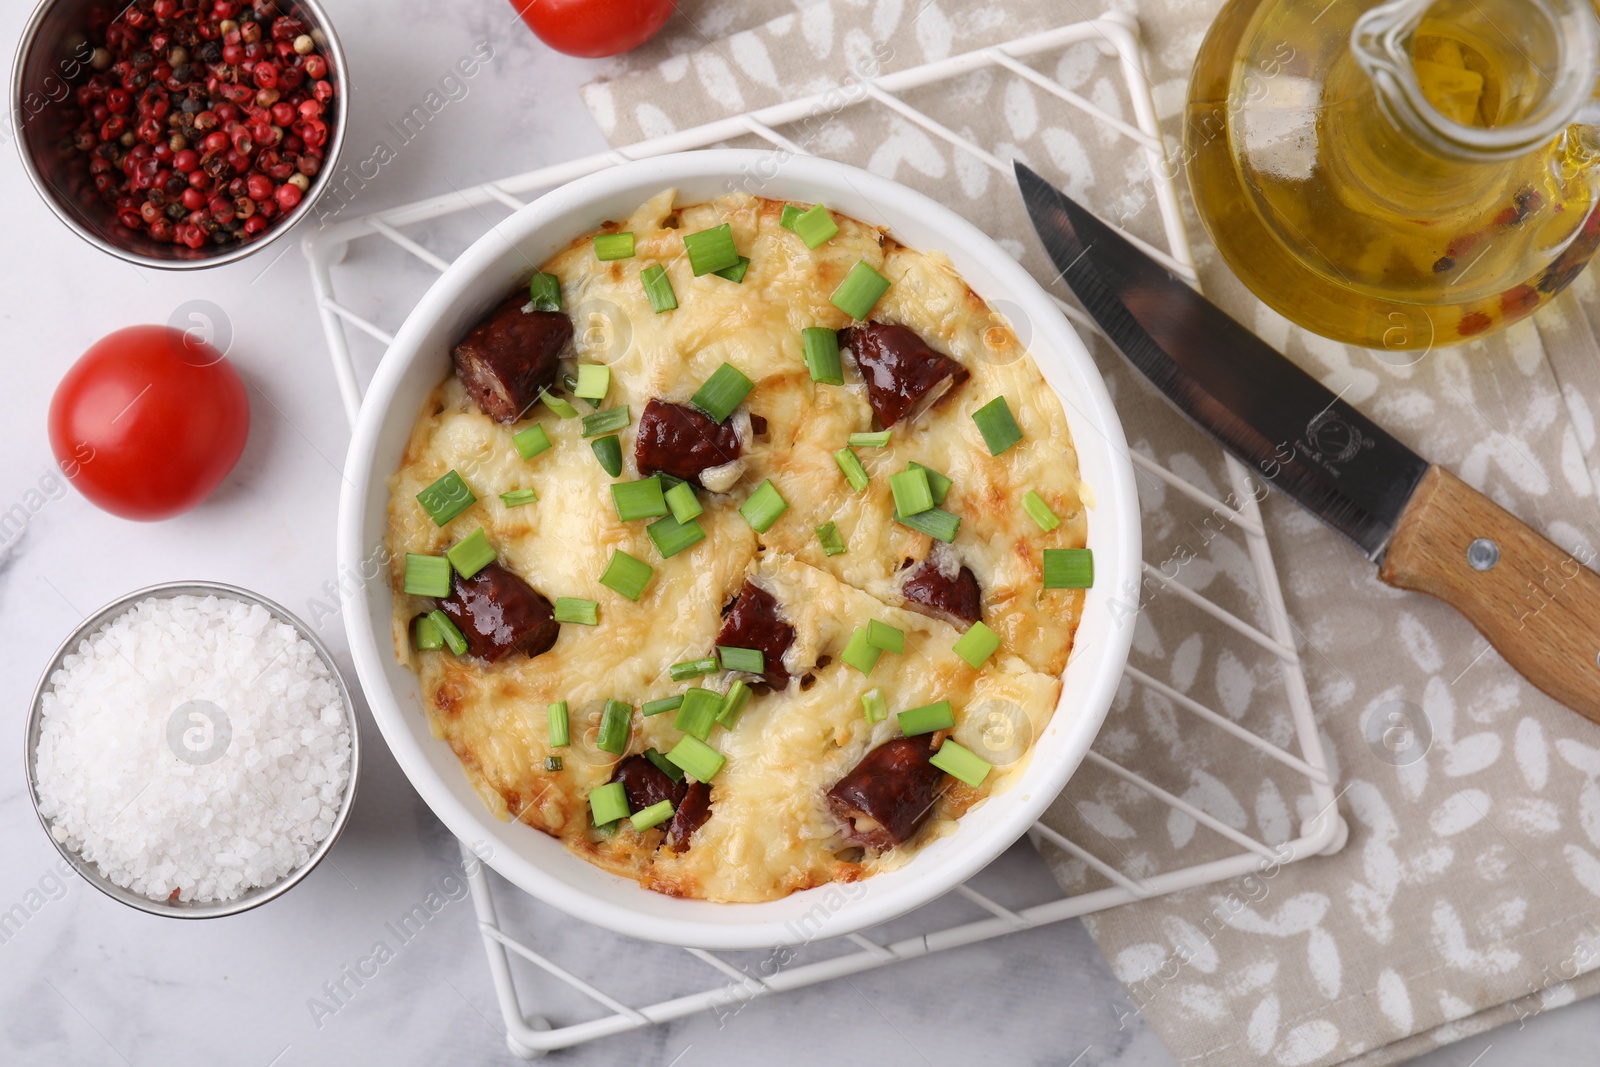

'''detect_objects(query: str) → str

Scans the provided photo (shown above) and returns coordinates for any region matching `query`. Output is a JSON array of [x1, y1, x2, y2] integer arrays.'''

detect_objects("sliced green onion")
[[831, 260, 891, 320], [443, 528, 493, 576], [780, 204, 804, 230], [834, 447, 869, 493], [1022, 490, 1060, 532], [596, 698, 632, 755], [500, 488, 538, 508], [641, 263, 677, 313], [574, 364, 611, 401], [589, 781, 629, 825], [908, 462, 951, 506], [582, 406, 631, 438], [1043, 548, 1094, 589], [529, 272, 562, 311], [591, 434, 623, 477], [630, 798, 676, 832], [413, 614, 444, 651], [600, 550, 653, 601], [849, 430, 892, 448], [867, 620, 904, 654], [890, 467, 934, 517], [658, 472, 687, 492], [952, 620, 1001, 669], [666, 734, 725, 782], [896, 506, 961, 543], [841, 627, 881, 674], [802, 326, 844, 385], [645, 746, 685, 782], [594, 232, 635, 260], [898, 700, 954, 736], [403, 554, 451, 597], [417, 470, 476, 526], [717, 680, 752, 727], [540, 389, 579, 419], [739, 479, 789, 533], [673, 687, 722, 741], [548, 701, 570, 747], [646, 514, 707, 559], [642, 694, 684, 717], [713, 256, 751, 283], [691, 362, 754, 424], [793, 204, 839, 249], [973, 396, 1023, 456], [513, 423, 552, 460], [664, 480, 703, 523], [612, 477, 668, 522], [861, 687, 887, 723], [562, 374, 597, 410], [931, 739, 992, 787], [683, 223, 740, 276], [554, 597, 598, 625], [816, 522, 847, 557], [427, 609, 468, 655], [545, 755, 564, 772], [446, 528, 496, 579], [670, 657, 718, 681], [717, 646, 765, 674]]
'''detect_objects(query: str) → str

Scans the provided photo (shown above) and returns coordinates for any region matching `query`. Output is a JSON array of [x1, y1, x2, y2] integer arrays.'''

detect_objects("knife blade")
[[1016, 161, 1600, 722]]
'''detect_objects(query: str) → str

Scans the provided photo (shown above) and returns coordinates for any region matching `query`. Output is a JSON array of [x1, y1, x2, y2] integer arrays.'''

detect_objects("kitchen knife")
[[1015, 161, 1600, 723]]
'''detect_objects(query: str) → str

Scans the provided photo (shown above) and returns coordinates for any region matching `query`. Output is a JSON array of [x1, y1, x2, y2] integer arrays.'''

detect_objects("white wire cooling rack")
[[303, 12, 1347, 1057]]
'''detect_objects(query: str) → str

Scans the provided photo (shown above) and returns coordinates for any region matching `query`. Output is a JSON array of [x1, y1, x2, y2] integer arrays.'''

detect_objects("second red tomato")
[[49, 325, 250, 522], [513, 0, 677, 58]]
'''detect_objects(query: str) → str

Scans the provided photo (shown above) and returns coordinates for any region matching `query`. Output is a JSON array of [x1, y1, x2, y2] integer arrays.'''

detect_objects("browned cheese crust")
[[385, 191, 1089, 902]]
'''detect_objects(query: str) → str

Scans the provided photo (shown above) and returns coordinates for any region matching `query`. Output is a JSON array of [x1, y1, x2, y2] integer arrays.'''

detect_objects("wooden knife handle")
[[1379, 466, 1600, 723]]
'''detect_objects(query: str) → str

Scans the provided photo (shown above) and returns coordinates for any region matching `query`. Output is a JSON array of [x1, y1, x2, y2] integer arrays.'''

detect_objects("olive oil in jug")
[[1186, 0, 1600, 350]]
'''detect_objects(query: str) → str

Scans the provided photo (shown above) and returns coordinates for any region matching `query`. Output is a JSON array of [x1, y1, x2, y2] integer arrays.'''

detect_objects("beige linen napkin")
[[582, 2, 1600, 1063]]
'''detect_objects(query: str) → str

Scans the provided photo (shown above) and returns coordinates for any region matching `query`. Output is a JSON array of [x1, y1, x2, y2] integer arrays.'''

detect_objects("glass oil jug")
[[1186, 0, 1600, 350]]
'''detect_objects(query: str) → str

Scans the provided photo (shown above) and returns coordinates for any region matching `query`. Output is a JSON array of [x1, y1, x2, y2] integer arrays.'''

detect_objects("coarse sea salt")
[[34, 594, 352, 904]]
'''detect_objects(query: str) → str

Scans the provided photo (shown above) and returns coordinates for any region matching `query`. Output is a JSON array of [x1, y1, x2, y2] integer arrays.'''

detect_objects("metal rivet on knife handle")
[[1467, 539, 1500, 572]]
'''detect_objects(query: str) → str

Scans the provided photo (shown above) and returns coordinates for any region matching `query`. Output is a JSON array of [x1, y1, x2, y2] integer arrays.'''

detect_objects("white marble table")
[[3, 1, 1597, 1063]]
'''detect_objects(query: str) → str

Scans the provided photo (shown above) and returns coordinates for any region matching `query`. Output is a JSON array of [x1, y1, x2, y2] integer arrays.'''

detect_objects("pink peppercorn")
[[64, 0, 333, 252]]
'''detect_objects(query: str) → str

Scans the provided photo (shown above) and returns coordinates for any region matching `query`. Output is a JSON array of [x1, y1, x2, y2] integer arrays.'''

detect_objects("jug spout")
[[1352, 0, 1600, 161]]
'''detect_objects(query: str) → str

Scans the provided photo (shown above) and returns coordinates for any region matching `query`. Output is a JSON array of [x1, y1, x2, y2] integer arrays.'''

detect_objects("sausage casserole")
[[385, 190, 1091, 902]]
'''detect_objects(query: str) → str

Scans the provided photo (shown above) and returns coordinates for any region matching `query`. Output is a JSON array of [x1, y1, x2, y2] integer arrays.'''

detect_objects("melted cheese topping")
[[386, 192, 1088, 902]]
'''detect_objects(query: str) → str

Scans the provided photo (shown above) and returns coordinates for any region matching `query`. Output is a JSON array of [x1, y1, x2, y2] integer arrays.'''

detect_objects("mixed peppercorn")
[[66, 0, 335, 251]]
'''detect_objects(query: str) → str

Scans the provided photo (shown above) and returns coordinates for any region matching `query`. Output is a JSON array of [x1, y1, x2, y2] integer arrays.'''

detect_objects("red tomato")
[[512, 0, 677, 58], [49, 325, 249, 521]]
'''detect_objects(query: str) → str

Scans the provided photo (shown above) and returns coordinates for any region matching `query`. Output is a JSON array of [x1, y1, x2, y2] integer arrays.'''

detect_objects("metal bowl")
[[24, 581, 361, 918], [10, 0, 348, 270]]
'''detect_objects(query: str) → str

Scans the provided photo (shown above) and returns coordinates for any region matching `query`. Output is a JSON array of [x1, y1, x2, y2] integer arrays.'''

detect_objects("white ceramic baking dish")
[[338, 150, 1139, 950]]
